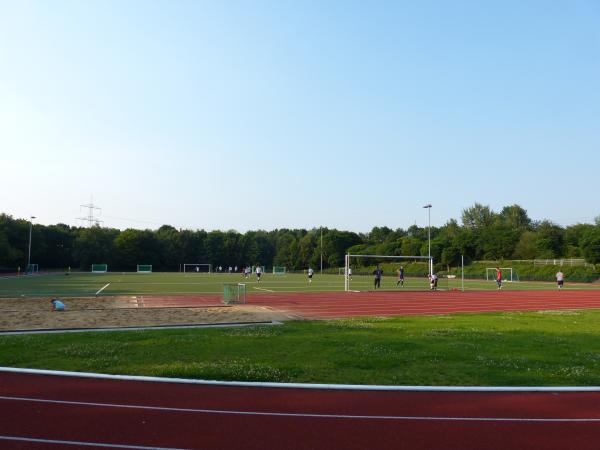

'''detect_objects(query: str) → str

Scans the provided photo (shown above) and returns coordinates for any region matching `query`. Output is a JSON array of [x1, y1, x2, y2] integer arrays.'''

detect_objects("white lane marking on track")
[[0, 435, 188, 449], [0, 436, 186, 450], [1, 395, 600, 422], [95, 283, 110, 295], [253, 287, 275, 292]]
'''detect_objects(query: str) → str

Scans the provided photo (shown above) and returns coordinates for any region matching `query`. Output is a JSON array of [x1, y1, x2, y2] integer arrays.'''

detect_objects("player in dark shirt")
[[373, 265, 383, 289], [396, 265, 405, 287]]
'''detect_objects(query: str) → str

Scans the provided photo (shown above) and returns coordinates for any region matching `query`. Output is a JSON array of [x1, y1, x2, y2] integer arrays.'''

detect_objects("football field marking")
[[253, 287, 275, 292], [95, 283, 110, 295]]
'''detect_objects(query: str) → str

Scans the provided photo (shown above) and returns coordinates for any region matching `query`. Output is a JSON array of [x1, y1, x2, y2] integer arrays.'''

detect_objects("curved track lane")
[[2, 370, 600, 449]]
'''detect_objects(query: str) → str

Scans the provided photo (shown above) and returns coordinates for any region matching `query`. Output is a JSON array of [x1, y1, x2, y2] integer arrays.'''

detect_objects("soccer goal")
[[223, 283, 246, 304], [344, 253, 434, 292], [137, 264, 152, 273], [183, 264, 212, 273], [272, 266, 286, 275], [91, 264, 108, 273], [338, 267, 347, 276], [25, 264, 39, 275], [486, 267, 516, 282]]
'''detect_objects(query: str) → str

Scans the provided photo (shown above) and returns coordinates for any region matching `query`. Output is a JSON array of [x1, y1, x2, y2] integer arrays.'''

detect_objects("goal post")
[[272, 266, 286, 275], [223, 283, 246, 304], [183, 264, 212, 273], [91, 264, 108, 273], [137, 264, 152, 273], [344, 253, 434, 292], [486, 267, 515, 282]]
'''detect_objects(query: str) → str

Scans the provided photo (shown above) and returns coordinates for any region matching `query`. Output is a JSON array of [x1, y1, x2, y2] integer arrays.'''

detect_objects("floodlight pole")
[[27, 216, 36, 270], [320, 227, 323, 275], [423, 205, 432, 275]]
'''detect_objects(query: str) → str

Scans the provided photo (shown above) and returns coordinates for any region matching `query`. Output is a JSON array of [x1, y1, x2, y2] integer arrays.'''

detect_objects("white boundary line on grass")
[[253, 287, 275, 292], [95, 283, 110, 295], [2, 367, 600, 392]]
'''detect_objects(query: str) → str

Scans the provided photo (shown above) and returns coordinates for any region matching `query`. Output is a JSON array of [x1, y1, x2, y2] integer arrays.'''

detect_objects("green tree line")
[[1, 203, 600, 272]]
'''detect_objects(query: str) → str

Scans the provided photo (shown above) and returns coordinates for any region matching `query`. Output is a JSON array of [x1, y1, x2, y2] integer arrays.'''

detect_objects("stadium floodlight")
[[423, 204, 432, 276], [27, 216, 36, 271]]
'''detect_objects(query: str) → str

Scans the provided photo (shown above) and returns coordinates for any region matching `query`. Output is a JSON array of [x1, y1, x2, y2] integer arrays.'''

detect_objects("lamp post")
[[27, 216, 36, 271], [422, 205, 432, 275], [320, 227, 323, 275]]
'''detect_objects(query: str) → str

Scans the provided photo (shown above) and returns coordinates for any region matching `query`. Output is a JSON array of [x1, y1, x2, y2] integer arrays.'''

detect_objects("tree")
[[499, 204, 532, 230], [479, 226, 519, 260], [400, 236, 422, 256], [534, 221, 565, 258], [40, 224, 74, 269], [114, 229, 160, 269], [72, 226, 119, 269], [274, 232, 300, 269], [581, 227, 600, 264], [461, 203, 495, 229], [156, 225, 183, 270], [298, 231, 318, 269], [368, 226, 393, 243], [512, 231, 538, 260]]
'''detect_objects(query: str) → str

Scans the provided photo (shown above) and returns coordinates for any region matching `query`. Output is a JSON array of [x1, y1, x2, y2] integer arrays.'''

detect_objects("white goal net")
[[486, 267, 515, 282], [183, 264, 212, 273]]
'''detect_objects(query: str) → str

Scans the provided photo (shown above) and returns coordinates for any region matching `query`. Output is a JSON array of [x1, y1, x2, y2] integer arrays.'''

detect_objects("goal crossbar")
[[183, 264, 212, 273], [486, 267, 514, 282]]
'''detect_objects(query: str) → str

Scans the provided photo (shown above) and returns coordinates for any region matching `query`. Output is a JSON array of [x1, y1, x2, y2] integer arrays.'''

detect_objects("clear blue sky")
[[1, 1, 598, 232]]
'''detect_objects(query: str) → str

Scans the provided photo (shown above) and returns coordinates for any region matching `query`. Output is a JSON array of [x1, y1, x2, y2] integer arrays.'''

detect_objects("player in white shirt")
[[556, 271, 564, 289], [308, 267, 314, 283], [256, 265, 262, 282]]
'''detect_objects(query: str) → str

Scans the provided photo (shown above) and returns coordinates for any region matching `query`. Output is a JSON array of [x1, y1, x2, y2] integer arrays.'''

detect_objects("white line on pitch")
[[95, 283, 110, 295], [1, 396, 600, 423], [0, 435, 187, 450], [253, 287, 275, 292]]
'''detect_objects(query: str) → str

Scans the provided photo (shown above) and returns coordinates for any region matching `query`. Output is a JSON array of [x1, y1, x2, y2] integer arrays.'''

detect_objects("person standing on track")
[[373, 265, 383, 289], [496, 267, 503, 290], [556, 270, 565, 289], [396, 265, 405, 287]]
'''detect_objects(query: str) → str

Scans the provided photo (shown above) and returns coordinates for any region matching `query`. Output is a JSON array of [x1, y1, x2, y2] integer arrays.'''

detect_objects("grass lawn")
[[2, 272, 599, 298], [3, 310, 600, 386]]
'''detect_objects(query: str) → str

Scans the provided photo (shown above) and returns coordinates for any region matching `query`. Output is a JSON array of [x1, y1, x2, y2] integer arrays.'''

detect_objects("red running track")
[[137, 290, 600, 319], [2, 370, 600, 450]]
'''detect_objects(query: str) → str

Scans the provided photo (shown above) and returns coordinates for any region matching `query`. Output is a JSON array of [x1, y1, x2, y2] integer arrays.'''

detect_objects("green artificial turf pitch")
[[1, 272, 599, 298]]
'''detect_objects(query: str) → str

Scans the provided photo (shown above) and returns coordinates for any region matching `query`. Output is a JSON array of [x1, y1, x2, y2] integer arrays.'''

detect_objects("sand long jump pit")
[[0, 297, 293, 333]]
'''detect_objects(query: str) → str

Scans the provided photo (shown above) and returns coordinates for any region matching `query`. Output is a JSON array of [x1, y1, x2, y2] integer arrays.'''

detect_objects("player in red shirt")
[[496, 267, 502, 290]]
